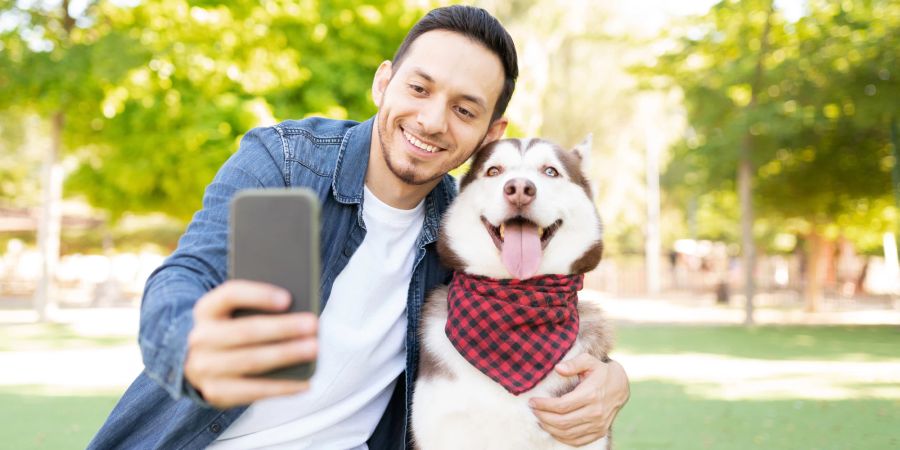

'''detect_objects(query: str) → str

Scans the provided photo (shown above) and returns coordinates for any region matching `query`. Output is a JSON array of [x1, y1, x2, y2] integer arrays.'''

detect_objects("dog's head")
[[438, 137, 603, 279]]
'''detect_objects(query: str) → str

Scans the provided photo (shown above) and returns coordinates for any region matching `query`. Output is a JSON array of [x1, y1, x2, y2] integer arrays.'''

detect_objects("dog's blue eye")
[[544, 167, 559, 177]]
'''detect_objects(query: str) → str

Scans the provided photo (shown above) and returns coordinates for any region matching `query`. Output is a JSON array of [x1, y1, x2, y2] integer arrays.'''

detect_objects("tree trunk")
[[891, 116, 899, 297], [645, 98, 662, 296], [738, 150, 756, 324], [891, 115, 899, 220], [34, 111, 65, 321], [803, 229, 835, 312], [854, 259, 869, 295], [739, 0, 775, 325]]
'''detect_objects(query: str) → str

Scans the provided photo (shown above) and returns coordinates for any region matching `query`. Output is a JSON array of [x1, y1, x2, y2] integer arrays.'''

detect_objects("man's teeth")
[[538, 227, 543, 236], [403, 130, 439, 153]]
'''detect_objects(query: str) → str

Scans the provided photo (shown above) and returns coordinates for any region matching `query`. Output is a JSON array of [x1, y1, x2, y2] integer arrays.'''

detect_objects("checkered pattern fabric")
[[444, 272, 583, 395]]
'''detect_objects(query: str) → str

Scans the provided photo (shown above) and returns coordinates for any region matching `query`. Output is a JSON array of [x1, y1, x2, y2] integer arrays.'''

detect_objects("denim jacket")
[[88, 117, 456, 450]]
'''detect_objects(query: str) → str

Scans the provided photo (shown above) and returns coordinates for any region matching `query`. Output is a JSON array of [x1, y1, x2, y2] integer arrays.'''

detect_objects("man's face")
[[372, 30, 508, 186]]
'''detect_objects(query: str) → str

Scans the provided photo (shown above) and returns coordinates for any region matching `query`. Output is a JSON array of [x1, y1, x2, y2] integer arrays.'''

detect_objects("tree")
[[644, 0, 899, 313], [479, 0, 687, 270], [64, 0, 419, 221], [0, 0, 145, 319], [0, 0, 421, 319]]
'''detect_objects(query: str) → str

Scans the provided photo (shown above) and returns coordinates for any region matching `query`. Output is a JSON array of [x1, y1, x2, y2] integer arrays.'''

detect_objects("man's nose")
[[503, 178, 536, 207], [416, 99, 448, 135]]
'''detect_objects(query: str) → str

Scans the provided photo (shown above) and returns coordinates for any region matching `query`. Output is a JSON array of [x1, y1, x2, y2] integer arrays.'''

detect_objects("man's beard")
[[376, 112, 487, 186]]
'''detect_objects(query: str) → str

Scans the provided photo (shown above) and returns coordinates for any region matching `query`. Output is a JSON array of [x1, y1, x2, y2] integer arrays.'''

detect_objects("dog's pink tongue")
[[501, 222, 542, 279]]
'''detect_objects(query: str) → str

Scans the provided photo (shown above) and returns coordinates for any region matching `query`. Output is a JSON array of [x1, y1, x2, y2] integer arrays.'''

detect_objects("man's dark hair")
[[392, 5, 518, 122]]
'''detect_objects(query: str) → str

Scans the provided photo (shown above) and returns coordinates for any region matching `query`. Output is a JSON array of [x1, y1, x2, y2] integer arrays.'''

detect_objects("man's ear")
[[372, 61, 393, 106], [483, 117, 509, 146]]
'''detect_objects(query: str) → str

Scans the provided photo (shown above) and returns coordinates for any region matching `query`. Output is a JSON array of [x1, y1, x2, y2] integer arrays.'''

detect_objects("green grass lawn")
[[613, 325, 900, 450], [0, 322, 132, 352], [0, 321, 132, 449], [616, 325, 900, 361], [0, 323, 897, 449], [616, 380, 896, 450], [0, 387, 119, 449]]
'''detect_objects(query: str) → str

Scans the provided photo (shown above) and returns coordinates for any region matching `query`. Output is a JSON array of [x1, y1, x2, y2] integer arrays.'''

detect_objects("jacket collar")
[[332, 116, 373, 205], [331, 115, 458, 246]]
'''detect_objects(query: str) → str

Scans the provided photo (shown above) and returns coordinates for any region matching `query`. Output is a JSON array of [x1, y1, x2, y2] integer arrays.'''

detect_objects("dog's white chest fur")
[[411, 287, 610, 450]]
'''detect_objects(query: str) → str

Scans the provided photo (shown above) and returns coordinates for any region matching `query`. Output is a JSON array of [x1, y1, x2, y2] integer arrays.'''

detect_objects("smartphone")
[[229, 188, 320, 380]]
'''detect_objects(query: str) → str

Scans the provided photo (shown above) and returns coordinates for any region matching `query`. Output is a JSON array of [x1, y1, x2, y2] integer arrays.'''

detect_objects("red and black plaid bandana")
[[444, 272, 583, 395]]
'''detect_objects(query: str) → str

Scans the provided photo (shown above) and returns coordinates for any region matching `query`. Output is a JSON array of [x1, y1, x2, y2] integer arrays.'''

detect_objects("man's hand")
[[184, 280, 318, 409], [529, 354, 630, 446]]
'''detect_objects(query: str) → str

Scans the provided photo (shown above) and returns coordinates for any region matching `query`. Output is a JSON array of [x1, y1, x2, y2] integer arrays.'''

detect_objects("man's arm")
[[138, 126, 316, 407], [529, 354, 630, 446]]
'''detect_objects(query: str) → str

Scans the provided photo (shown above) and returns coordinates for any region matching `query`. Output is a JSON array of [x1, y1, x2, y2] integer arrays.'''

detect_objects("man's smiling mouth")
[[402, 127, 443, 153]]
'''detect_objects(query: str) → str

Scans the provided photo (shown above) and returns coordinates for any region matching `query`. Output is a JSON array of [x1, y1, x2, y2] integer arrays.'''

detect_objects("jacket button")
[[209, 422, 222, 433], [343, 247, 352, 257]]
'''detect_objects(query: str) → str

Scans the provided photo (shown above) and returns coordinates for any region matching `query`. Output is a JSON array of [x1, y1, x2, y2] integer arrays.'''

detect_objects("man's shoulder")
[[245, 116, 372, 182], [273, 117, 362, 143], [433, 174, 459, 213]]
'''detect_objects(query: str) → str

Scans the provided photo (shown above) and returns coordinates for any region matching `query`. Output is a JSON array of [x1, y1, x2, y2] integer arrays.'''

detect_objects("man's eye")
[[456, 106, 474, 118], [486, 166, 502, 177], [408, 84, 426, 94], [543, 167, 559, 177]]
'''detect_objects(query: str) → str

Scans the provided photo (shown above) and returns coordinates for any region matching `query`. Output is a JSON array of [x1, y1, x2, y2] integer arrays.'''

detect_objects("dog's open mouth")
[[481, 216, 562, 279]]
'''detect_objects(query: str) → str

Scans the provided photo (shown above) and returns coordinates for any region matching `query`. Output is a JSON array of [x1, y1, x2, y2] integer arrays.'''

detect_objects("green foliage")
[[0, 110, 39, 204], [1, 0, 421, 221], [646, 0, 900, 247]]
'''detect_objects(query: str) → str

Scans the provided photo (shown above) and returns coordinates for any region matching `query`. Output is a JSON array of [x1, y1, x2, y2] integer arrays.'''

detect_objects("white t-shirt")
[[211, 186, 425, 450]]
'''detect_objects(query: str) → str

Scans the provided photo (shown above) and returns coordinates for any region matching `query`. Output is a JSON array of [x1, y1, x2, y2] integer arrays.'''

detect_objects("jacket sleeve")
[[138, 126, 288, 403]]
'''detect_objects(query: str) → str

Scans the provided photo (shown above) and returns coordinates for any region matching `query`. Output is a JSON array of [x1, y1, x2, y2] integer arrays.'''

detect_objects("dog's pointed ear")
[[573, 133, 592, 175]]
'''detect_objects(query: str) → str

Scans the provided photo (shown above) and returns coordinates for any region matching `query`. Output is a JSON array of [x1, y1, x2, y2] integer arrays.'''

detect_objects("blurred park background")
[[1, 0, 898, 448]]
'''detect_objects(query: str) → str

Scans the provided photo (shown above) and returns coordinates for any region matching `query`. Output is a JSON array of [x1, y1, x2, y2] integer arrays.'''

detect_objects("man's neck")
[[365, 130, 439, 210]]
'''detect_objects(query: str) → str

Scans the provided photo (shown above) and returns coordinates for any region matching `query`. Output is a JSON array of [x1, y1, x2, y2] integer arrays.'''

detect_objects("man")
[[89, 5, 628, 449]]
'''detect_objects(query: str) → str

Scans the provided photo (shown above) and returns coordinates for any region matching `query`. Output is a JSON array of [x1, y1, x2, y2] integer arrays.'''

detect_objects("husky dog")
[[411, 137, 612, 450]]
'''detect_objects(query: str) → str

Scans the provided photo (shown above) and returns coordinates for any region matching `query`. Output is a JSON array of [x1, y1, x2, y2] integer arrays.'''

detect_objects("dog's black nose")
[[504, 178, 536, 207]]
